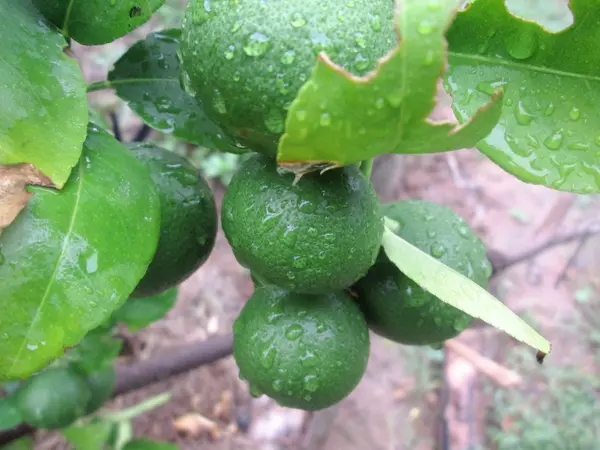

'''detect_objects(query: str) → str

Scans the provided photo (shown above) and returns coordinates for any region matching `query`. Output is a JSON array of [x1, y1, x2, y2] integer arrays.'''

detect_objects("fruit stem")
[[87, 80, 113, 92], [360, 159, 374, 179]]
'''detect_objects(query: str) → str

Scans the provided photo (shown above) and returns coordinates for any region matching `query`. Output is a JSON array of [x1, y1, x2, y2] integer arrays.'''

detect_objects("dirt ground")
[[32, 1, 600, 449]]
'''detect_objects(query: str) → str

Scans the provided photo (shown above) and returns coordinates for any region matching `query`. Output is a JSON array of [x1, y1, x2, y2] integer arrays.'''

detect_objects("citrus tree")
[[1, 0, 596, 447]]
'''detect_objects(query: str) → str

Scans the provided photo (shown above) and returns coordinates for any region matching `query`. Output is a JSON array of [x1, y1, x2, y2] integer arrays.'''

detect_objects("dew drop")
[[292, 256, 306, 269], [261, 346, 276, 369], [476, 80, 506, 96], [514, 100, 535, 125], [354, 32, 366, 49], [295, 110, 307, 122], [417, 21, 435, 35], [543, 129, 564, 150], [249, 384, 264, 398], [264, 108, 285, 133], [303, 375, 320, 393], [86, 252, 98, 274], [281, 49, 296, 65], [243, 32, 271, 57], [212, 91, 227, 114], [224, 44, 235, 60], [272, 379, 284, 392], [526, 134, 540, 149], [544, 102, 555, 116], [233, 70, 241, 82], [369, 14, 381, 32], [320, 113, 332, 127], [568, 142, 589, 151], [285, 324, 304, 340], [569, 105, 581, 121], [353, 53, 369, 72], [427, 230, 437, 239], [430, 243, 446, 258], [427, 0, 440, 10], [290, 12, 307, 28], [423, 49, 434, 65], [456, 223, 469, 237], [374, 98, 385, 110], [231, 20, 242, 33], [386, 89, 404, 108], [505, 30, 537, 60]]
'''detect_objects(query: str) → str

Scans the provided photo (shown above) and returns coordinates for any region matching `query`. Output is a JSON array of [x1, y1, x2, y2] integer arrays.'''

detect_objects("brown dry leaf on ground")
[[173, 413, 221, 440], [0, 164, 53, 234]]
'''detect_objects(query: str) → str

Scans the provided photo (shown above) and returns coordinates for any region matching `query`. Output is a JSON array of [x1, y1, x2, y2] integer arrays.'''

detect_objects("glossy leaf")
[[0, 0, 87, 188], [62, 421, 114, 450], [382, 219, 551, 355], [108, 29, 243, 154], [0, 395, 22, 431], [123, 440, 178, 450], [62, 327, 122, 374], [32, 0, 165, 45], [112, 289, 178, 332], [277, 0, 502, 172], [445, 0, 600, 194], [0, 125, 161, 381]]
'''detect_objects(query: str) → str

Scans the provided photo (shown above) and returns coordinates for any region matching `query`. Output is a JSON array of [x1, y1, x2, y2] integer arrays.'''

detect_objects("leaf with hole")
[[32, 0, 165, 45], [277, 0, 502, 172], [0, 0, 87, 189], [108, 29, 244, 154], [382, 219, 551, 355], [112, 289, 178, 332], [445, 0, 600, 193], [0, 125, 160, 381]]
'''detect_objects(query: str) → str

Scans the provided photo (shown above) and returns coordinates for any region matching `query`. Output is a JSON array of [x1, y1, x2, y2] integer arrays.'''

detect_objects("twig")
[[0, 334, 234, 446], [554, 235, 590, 288], [444, 340, 522, 387], [131, 124, 153, 142], [110, 112, 122, 142], [300, 405, 340, 450]]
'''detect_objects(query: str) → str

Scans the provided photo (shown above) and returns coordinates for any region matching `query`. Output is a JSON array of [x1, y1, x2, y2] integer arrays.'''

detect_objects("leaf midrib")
[[8, 161, 85, 377], [448, 51, 600, 83]]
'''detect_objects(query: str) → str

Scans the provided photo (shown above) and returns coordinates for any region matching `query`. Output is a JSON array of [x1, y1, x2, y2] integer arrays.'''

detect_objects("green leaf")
[[0, 0, 87, 188], [123, 440, 178, 450], [62, 421, 114, 450], [0, 437, 34, 450], [445, 0, 600, 194], [0, 395, 22, 431], [32, 0, 165, 46], [381, 219, 551, 355], [0, 125, 161, 381], [107, 29, 244, 154], [63, 328, 122, 374], [276, 0, 501, 171], [112, 289, 178, 332]]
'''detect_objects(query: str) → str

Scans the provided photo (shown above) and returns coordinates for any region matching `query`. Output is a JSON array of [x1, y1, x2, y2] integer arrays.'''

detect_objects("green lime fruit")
[[17, 368, 91, 429], [84, 366, 116, 415], [222, 154, 383, 294], [32, 0, 165, 45], [353, 200, 492, 345], [128, 143, 218, 298], [233, 285, 370, 411], [179, 0, 396, 154]]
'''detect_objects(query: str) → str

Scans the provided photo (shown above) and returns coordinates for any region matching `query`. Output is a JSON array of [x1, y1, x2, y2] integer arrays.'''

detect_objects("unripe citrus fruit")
[[354, 200, 492, 345], [222, 154, 383, 294], [128, 143, 217, 297], [179, 0, 396, 154], [233, 285, 370, 410]]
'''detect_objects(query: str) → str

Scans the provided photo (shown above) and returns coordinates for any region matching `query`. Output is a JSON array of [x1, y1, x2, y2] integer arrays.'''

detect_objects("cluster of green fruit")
[[177, 0, 492, 411]]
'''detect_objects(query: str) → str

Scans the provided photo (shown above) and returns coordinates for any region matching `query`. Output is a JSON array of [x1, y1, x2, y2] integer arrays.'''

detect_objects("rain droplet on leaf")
[[290, 12, 307, 28], [243, 32, 271, 57], [543, 130, 564, 150]]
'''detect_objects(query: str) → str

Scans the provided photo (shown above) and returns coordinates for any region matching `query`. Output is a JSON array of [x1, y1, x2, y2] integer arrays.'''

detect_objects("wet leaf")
[[108, 29, 243, 154], [445, 0, 600, 193], [62, 327, 122, 374], [62, 421, 114, 450], [382, 218, 551, 355], [0, 125, 161, 381], [277, 0, 501, 172], [0, 0, 87, 188], [32, 0, 165, 45], [112, 289, 178, 332], [0, 395, 22, 431]]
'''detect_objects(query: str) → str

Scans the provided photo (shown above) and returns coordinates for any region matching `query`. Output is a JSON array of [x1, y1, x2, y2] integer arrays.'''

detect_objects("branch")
[[0, 334, 234, 446]]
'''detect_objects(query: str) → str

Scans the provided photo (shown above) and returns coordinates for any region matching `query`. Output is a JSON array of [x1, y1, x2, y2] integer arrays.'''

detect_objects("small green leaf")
[[381, 219, 551, 355], [277, 0, 501, 170], [0, 395, 22, 431], [112, 289, 178, 332], [123, 440, 178, 450], [0, 437, 34, 450], [0, 0, 87, 188], [62, 421, 114, 450], [0, 125, 161, 381], [32, 0, 165, 45], [63, 328, 122, 374], [108, 29, 243, 154], [445, 0, 600, 193]]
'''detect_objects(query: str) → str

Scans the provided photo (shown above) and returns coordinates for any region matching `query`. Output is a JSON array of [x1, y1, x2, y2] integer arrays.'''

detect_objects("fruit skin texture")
[[32, 0, 165, 45], [233, 285, 370, 411], [179, 0, 396, 154], [128, 143, 218, 298], [222, 154, 383, 294], [354, 200, 492, 345], [84, 366, 116, 415], [17, 367, 91, 429]]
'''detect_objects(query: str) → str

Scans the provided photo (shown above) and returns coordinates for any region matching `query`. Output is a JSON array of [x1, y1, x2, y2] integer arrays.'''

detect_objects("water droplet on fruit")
[[427, 0, 440, 10], [475, 80, 506, 96], [232, 70, 241, 82], [212, 91, 227, 114], [505, 30, 537, 60], [369, 14, 381, 32], [433, 316, 442, 326], [261, 346, 276, 369], [320, 113, 332, 127], [285, 324, 304, 341], [249, 384, 263, 398], [514, 100, 535, 125], [231, 20, 242, 33], [272, 379, 283, 392], [268, 312, 284, 324], [354, 32, 366, 48], [292, 256, 306, 269], [374, 98, 385, 110], [544, 102, 555, 116], [295, 110, 307, 122], [481, 259, 493, 278], [569, 105, 581, 121], [281, 50, 296, 65], [243, 32, 271, 57], [191, 0, 212, 24], [303, 375, 320, 392], [417, 21, 435, 35], [264, 108, 285, 133], [543, 129, 564, 150], [298, 200, 316, 213], [453, 316, 470, 331], [353, 53, 369, 72], [386, 89, 404, 108], [423, 50, 434, 65], [224, 44, 235, 60], [290, 12, 307, 28], [526, 134, 540, 149], [430, 243, 446, 258]]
